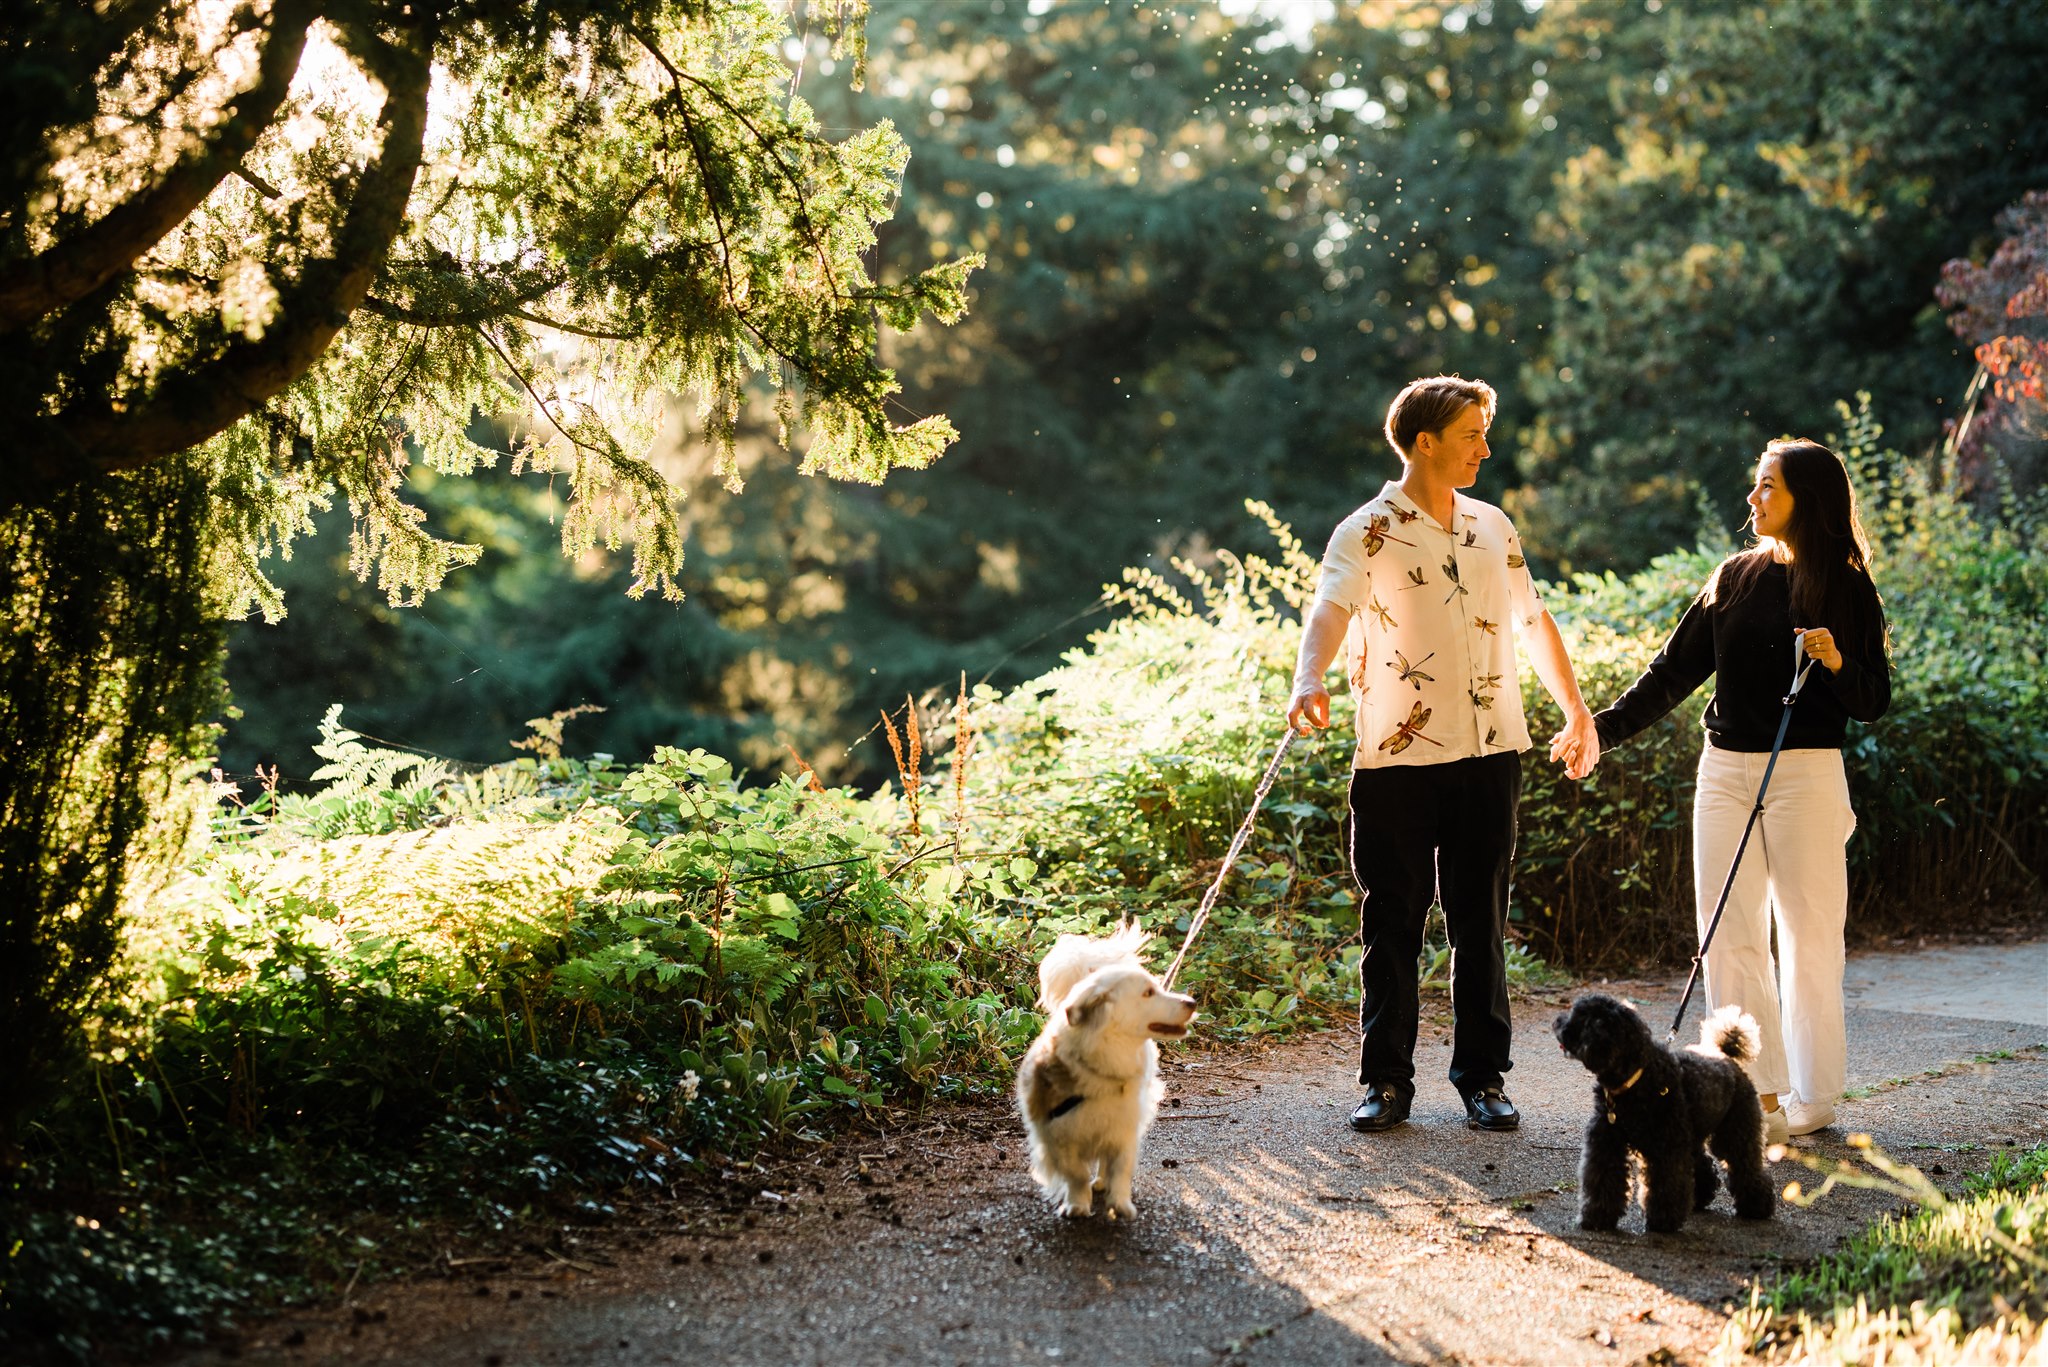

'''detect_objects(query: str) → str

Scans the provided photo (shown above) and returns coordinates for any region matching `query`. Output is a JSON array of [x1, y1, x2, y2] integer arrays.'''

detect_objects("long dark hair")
[[1709, 439, 1886, 654]]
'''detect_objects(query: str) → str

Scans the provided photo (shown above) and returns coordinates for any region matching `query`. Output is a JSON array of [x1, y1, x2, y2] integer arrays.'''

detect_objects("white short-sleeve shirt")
[[1311, 480, 1547, 770]]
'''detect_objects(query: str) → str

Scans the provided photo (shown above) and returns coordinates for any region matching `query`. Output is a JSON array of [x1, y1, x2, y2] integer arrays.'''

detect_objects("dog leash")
[[1162, 726, 1299, 991], [1667, 643, 1819, 1041]]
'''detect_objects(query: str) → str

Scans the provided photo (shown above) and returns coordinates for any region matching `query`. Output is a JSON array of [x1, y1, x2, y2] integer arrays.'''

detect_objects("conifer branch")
[[1, 0, 183, 210], [631, 27, 835, 381], [475, 325, 618, 466], [17, 15, 431, 501], [634, 28, 845, 301], [0, 0, 320, 333]]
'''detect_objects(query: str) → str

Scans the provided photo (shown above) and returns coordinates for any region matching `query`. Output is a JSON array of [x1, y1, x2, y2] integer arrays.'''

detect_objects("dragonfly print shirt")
[[1309, 481, 1547, 770]]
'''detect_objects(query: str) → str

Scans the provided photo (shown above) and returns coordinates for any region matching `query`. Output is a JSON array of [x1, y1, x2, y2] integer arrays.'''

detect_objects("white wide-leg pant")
[[1692, 746, 1855, 1103]]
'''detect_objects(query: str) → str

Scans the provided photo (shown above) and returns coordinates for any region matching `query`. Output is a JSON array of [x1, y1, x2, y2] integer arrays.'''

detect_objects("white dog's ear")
[[1065, 980, 1113, 1028]]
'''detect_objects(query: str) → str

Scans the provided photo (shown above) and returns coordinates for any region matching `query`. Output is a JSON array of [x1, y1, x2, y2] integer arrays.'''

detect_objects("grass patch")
[[1717, 1141, 2048, 1365]]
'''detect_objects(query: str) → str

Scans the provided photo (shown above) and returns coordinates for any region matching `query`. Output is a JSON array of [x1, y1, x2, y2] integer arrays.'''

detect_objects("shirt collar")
[[1374, 481, 1477, 534]]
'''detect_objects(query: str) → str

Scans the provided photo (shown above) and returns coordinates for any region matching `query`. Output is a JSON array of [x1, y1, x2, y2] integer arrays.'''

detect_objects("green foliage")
[[3, 0, 979, 1150], [211, 1, 2048, 799], [962, 500, 1563, 1019], [7, 0, 978, 605], [2, 728, 1039, 1358], [0, 460, 226, 1144], [16, 445, 2047, 1352], [219, 0, 1575, 787], [288, 704, 450, 836], [216, 460, 777, 788]]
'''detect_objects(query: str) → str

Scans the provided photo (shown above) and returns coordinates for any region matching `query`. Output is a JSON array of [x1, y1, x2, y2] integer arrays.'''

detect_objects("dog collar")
[[1047, 1095, 1084, 1120], [1601, 1066, 1668, 1122], [1602, 1067, 1645, 1123]]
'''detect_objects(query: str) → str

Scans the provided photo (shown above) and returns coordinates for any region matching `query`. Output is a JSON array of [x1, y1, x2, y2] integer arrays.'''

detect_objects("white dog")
[[1016, 923, 1196, 1219]]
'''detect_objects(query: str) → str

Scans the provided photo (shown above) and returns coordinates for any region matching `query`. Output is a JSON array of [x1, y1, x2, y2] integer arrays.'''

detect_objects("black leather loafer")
[[1349, 1086, 1411, 1133], [1463, 1087, 1520, 1131]]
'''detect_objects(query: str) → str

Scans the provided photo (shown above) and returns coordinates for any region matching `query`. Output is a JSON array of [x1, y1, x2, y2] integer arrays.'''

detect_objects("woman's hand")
[[1796, 627, 1844, 673], [1548, 705, 1600, 780]]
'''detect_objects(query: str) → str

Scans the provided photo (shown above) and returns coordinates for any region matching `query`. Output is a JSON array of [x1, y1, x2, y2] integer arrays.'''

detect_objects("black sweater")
[[1593, 561, 1891, 753]]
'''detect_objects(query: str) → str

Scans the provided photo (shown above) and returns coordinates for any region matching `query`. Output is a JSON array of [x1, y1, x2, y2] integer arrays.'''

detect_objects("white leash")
[[1162, 727, 1300, 991]]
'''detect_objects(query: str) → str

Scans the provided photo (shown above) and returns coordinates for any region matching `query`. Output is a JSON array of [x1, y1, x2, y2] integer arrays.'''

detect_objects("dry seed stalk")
[[782, 742, 826, 794], [951, 672, 975, 860], [880, 701, 922, 837], [906, 697, 922, 836]]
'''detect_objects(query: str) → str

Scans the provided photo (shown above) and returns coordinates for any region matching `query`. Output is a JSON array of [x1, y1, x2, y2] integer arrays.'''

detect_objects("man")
[[1286, 375, 1598, 1133]]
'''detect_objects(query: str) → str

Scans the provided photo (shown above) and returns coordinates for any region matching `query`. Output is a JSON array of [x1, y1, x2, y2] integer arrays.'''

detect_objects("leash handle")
[[1162, 726, 1299, 991], [1786, 648, 1817, 703], [1667, 645, 1819, 1040]]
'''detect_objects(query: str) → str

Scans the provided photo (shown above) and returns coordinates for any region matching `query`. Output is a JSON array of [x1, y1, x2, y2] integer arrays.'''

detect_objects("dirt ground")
[[171, 943, 2048, 1367]]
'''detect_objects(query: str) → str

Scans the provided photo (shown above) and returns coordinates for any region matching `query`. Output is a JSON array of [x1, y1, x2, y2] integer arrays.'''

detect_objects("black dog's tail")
[[1700, 1004, 1760, 1062]]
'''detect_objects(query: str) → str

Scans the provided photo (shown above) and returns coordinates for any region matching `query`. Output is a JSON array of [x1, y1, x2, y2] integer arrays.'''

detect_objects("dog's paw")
[[1107, 1198, 1136, 1221], [1577, 1212, 1621, 1232]]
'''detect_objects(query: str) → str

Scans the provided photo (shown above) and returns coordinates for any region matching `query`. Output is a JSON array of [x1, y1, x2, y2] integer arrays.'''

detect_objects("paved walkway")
[[1843, 940, 2048, 1026], [199, 942, 2048, 1367]]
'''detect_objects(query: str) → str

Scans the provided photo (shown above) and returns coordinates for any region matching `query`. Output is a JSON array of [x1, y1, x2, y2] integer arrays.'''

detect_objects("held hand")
[[1794, 627, 1843, 672], [1548, 706, 1600, 780], [1286, 685, 1331, 736]]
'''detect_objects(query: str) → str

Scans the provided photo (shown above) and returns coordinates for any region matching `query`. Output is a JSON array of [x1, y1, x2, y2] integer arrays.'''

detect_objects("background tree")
[[0, 0, 976, 1141], [223, 0, 1564, 780], [219, 0, 2048, 783], [1510, 0, 2048, 571]]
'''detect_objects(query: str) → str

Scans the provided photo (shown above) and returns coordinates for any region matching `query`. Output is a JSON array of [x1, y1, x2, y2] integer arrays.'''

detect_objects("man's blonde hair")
[[1384, 375, 1497, 457]]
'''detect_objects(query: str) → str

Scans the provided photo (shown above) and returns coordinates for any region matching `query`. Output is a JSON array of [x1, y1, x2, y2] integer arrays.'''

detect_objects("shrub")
[[1519, 398, 2048, 966]]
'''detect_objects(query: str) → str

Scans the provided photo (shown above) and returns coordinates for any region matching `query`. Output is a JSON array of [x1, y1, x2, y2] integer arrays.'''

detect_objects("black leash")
[[1162, 727, 1299, 991], [1667, 646, 1818, 1041]]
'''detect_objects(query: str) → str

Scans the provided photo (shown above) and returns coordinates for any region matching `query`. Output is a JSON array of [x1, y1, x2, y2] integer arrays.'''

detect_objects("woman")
[[1590, 439, 1890, 1143]]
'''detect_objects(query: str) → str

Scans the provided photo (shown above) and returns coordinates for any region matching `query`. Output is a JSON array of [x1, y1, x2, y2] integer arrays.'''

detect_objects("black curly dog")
[[1551, 993, 1775, 1233]]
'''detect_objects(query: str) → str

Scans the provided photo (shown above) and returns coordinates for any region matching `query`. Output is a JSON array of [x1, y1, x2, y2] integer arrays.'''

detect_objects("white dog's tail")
[[1037, 920, 1152, 1011], [1700, 1004, 1761, 1063]]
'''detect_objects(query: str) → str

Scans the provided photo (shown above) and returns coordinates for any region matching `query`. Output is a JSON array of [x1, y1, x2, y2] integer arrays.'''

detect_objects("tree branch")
[[631, 27, 842, 301], [627, 31, 845, 393], [0, 0, 320, 334], [0, 0, 179, 203], [476, 324, 616, 465], [364, 293, 640, 342], [19, 15, 430, 494]]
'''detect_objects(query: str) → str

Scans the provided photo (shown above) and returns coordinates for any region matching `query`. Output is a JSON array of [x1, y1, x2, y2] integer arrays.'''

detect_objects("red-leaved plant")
[[1936, 191, 2048, 494]]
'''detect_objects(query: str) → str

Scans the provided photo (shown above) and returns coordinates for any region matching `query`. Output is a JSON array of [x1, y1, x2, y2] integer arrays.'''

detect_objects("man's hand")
[[1547, 705, 1600, 780], [1287, 684, 1331, 736], [1287, 600, 1351, 737]]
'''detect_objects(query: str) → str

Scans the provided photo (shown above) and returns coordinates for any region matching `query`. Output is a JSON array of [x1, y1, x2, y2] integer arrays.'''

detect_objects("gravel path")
[[196, 942, 2048, 1367]]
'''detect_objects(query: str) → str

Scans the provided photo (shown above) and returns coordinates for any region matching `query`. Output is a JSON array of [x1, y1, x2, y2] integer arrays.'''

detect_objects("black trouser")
[[1347, 751, 1521, 1098]]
